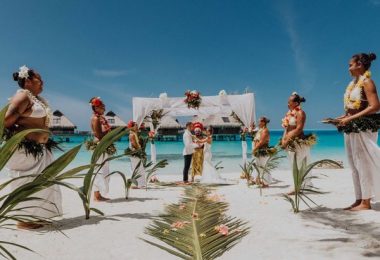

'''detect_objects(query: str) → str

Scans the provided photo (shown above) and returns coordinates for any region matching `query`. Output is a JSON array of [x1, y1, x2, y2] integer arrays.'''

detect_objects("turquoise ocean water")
[[47, 130, 379, 175]]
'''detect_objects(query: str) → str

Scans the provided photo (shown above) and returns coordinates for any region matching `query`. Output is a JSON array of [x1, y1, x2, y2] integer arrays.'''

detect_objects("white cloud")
[[45, 91, 92, 130], [93, 68, 137, 77], [276, 1, 316, 94]]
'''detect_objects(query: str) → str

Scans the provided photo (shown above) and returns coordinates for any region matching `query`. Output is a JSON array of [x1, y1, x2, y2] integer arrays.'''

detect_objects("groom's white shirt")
[[183, 129, 198, 155]]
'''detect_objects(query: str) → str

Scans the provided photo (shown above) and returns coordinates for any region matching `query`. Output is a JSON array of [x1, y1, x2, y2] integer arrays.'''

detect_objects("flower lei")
[[344, 71, 371, 111], [22, 89, 52, 127], [184, 90, 202, 109], [281, 106, 301, 128], [95, 112, 111, 133]]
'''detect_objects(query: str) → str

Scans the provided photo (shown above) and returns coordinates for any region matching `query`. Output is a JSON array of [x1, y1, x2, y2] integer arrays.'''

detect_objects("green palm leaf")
[[143, 185, 249, 259], [284, 153, 343, 213]]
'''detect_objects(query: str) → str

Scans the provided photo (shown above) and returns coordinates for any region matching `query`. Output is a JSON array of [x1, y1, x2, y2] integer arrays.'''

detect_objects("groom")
[[182, 122, 200, 183]]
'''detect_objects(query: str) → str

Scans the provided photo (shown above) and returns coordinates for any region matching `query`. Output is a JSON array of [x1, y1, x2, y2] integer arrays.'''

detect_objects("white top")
[[183, 129, 198, 155], [29, 101, 47, 118]]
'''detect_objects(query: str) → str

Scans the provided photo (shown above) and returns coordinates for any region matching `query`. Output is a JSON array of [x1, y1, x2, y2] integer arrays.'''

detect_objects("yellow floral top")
[[344, 71, 371, 111]]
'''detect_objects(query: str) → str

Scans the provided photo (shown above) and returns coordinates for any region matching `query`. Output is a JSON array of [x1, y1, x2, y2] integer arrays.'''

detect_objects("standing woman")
[[89, 97, 112, 201], [5, 66, 62, 229], [128, 121, 146, 188], [281, 92, 315, 192], [253, 117, 272, 187], [338, 53, 380, 211]]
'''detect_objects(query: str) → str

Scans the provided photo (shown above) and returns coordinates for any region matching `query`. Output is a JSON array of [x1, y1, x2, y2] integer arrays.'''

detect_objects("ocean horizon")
[[46, 130, 379, 175]]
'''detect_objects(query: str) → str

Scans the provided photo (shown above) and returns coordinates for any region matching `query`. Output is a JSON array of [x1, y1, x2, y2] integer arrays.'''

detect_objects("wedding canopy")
[[133, 93, 256, 127], [132, 92, 256, 165]]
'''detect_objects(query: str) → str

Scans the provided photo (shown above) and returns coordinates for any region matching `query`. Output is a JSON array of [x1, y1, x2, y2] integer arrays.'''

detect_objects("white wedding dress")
[[200, 142, 231, 184]]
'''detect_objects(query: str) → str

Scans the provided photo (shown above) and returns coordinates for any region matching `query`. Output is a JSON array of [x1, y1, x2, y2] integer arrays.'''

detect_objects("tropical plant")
[[79, 126, 129, 219], [239, 160, 255, 186], [282, 154, 343, 213], [252, 153, 285, 196], [144, 109, 168, 130], [0, 105, 90, 259], [142, 185, 249, 259], [107, 158, 168, 199], [214, 161, 224, 171]]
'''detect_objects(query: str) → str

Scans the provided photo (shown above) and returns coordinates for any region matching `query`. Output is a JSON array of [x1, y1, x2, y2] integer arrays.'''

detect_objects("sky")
[[1, 0, 380, 130]]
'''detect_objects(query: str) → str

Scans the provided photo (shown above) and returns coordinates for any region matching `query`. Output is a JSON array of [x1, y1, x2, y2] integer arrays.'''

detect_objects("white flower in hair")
[[292, 91, 298, 96], [190, 90, 198, 95], [219, 90, 227, 96], [18, 65, 30, 79]]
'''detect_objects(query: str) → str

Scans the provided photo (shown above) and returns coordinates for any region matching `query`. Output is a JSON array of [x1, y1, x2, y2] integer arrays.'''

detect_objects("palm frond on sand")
[[142, 185, 249, 259]]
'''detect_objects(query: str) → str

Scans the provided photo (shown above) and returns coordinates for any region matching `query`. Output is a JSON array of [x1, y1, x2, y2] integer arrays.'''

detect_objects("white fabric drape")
[[6, 149, 63, 219], [345, 131, 380, 201], [151, 143, 157, 164], [133, 93, 256, 127], [242, 140, 248, 165], [94, 154, 110, 194]]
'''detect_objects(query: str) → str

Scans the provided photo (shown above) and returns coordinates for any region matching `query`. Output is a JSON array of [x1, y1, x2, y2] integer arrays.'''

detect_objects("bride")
[[198, 127, 230, 184]]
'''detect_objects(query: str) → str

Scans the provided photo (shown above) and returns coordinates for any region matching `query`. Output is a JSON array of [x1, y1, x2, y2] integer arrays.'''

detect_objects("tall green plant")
[[0, 106, 91, 258], [253, 153, 285, 195], [283, 154, 343, 213], [142, 185, 249, 259], [239, 160, 255, 186], [80, 126, 129, 219]]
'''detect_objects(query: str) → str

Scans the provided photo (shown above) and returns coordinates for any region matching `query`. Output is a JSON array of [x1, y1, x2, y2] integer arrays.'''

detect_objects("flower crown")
[[193, 122, 204, 130], [127, 120, 136, 128], [90, 97, 104, 107], [18, 65, 30, 79]]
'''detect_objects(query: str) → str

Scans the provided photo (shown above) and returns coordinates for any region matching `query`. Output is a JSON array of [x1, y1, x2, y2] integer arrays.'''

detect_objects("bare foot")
[[350, 204, 371, 211], [17, 222, 44, 230], [350, 200, 371, 211], [343, 200, 361, 210], [94, 191, 110, 201]]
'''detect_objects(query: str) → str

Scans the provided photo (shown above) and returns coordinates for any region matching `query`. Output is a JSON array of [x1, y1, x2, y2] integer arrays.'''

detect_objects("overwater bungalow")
[[50, 110, 77, 135]]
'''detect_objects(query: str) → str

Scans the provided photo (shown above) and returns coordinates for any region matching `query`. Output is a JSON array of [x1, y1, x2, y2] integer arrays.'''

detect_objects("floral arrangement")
[[184, 90, 202, 109], [240, 127, 248, 141], [144, 109, 167, 130], [344, 71, 371, 111], [253, 146, 278, 157], [282, 134, 317, 151], [85, 140, 117, 156], [337, 113, 380, 133], [148, 130, 156, 144]]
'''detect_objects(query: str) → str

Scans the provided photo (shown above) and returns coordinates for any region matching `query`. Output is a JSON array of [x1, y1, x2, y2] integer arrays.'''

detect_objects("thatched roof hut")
[[49, 110, 77, 134], [157, 116, 182, 136], [192, 115, 241, 135], [105, 111, 127, 129]]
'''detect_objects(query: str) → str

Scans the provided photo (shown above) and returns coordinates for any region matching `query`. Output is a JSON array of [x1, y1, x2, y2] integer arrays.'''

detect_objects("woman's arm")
[[5, 92, 30, 128], [282, 111, 306, 146], [255, 129, 269, 150], [91, 116, 105, 140]]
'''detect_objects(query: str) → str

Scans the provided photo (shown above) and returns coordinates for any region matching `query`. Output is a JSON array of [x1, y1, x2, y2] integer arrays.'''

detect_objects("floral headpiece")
[[18, 65, 30, 79], [127, 120, 136, 128], [193, 122, 204, 131], [90, 97, 104, 107]]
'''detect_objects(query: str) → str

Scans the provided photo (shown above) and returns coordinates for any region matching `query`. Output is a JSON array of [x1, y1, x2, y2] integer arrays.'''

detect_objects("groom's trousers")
[[183, 154, 193, 182]]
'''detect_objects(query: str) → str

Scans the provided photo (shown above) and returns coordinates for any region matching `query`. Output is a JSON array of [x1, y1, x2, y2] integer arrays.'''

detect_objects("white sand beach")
[[2, 168, 380, 260]]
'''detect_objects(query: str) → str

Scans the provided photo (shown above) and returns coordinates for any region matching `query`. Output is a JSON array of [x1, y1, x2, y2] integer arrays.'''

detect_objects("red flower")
[[91, 98, 103, 107], [127, 120, 136, 128]]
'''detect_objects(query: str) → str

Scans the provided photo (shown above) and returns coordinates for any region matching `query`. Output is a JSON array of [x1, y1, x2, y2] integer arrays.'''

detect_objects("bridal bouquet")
[[184, 90, 202, 109]]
